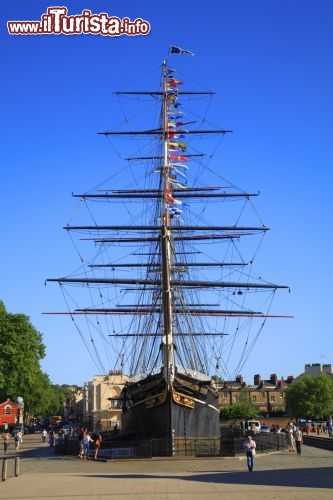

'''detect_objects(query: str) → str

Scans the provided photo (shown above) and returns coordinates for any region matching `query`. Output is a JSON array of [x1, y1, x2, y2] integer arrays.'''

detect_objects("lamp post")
[[16, 397, 24, 426]]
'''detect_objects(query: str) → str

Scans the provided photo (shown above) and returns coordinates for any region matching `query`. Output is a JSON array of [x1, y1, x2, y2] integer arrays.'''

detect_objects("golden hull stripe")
[[173, 389, 220, 413], [128, 387, 220, 413], [172, 389, 195, 408]]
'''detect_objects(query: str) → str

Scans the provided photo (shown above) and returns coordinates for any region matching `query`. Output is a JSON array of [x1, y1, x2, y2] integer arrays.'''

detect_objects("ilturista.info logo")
[[7, 6, 151, 36]]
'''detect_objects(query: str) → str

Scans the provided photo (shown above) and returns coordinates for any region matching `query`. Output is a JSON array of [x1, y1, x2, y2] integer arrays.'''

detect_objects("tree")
[[286, 374, 333, 420], [220, 387, 259, 420], [24, 371, 57, 417], [0, 301, 46, 401], [0, 301, 51, 406], [0, 301, 79, 420], [50, 384, 76, 415]]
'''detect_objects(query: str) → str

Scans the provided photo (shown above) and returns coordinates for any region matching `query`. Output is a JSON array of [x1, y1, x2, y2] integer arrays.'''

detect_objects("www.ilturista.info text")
[[7, 7, 151, 36]]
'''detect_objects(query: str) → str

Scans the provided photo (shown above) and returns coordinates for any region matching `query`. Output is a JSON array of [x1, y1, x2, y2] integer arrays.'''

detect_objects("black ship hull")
[[120, 369, 220, 452]]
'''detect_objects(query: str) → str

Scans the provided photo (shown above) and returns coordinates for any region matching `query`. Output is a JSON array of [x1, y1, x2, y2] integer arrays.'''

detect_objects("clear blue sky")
[[1, 0, 332, 386]]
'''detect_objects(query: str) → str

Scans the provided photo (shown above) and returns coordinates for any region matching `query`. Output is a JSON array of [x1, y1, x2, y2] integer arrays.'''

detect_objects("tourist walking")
[[78, 427, 86, 458], [49, 429, 55, 446], [14, 431, 21, 453], [3, 431, 10, 455], [82, 432, 93, 460], [93, 433, 102, 460], [243, 435, 256, 472], [42, 428, 47, 443], [294, 425, 303, 454], [288, 422, 296, 452]]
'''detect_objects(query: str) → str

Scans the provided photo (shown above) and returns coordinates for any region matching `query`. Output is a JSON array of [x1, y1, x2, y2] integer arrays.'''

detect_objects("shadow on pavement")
[[16, 446, 58, 460], [69, 467, 333, 489]]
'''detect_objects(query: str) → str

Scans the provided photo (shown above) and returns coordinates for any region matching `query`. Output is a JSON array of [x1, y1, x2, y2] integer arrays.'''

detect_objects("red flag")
[[166, 189, 175, 203], [169, 154, 188, 162]]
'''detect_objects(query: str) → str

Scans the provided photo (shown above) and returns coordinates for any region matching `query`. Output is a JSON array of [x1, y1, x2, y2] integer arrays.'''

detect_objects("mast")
[[45, 48, 291, 399], [161, 59, 174, 387]]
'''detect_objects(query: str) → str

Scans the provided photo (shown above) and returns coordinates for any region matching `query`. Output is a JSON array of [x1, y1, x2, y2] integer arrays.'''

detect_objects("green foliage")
[[49, 384, 75, 415], [220, 387, 259, 420], [0, 301, 45, 401], [0, 300, 78, 419], [286, 374, 333, 419]]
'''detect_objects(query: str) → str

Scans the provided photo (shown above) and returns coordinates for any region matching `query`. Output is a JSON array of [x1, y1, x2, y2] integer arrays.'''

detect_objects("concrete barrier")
[[1, 455, 20, 481]]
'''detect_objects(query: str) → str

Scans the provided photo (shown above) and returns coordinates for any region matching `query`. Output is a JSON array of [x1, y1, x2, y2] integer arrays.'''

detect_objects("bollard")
[[2, 457, 8, 481], [14, 455, 20, 477]]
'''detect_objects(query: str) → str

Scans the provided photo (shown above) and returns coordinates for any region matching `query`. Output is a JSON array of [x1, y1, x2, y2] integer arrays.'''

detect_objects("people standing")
[[3, 431, 10, 455], [288, 422, 296, 452], [82, 432, 93, 460], [78, 428, 86, 458], [93, 433, 102, 460], [294, 425, 303, 454], [49, 429, 55, 447], [327, 417, 333, 438], [243, 435, 256, 472], [14, 431, 21, 453], [42, 428, 47, 443]]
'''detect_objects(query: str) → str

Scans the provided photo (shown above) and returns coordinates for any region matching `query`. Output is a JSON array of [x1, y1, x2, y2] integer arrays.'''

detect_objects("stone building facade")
[[300, 363, 333, 378], [70, 370, 128, 432], [218, 373, 294, 416], [218, 363, 333, 416]]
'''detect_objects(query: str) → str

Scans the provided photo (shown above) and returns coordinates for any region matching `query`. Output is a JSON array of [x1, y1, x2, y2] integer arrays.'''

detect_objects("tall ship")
[[47, 46, 289, 453]]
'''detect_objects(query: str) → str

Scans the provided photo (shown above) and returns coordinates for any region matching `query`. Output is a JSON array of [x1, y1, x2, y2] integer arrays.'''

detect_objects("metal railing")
[[221, 433, 289, 456], [55, 432, 288, 458], [55, 437, 220, 458]]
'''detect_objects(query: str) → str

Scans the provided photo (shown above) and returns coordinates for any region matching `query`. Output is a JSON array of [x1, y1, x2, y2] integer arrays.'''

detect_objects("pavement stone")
[[0, 434, 332, 499]]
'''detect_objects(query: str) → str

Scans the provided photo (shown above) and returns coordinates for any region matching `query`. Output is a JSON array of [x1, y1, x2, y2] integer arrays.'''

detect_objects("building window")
[[280, 391, 284, 398], [110, 398, 121, 410], [5, 406, 11, 415], [252, 396, 256, 402], [270, 395, 275, 402], [232, 395, 239, 403]]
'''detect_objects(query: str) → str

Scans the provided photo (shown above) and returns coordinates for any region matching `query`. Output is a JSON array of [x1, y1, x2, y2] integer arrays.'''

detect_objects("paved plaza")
[[1, 434, 332, 499]]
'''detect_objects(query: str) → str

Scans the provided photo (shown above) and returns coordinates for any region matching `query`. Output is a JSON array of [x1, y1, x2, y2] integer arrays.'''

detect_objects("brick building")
[[0, 399, 19, 427]]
